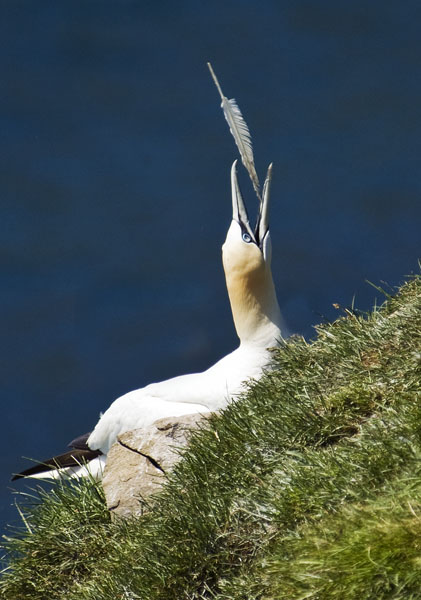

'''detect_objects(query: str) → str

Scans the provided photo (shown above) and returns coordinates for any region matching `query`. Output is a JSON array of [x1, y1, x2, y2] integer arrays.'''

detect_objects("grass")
[[1, 274, 420, 599]]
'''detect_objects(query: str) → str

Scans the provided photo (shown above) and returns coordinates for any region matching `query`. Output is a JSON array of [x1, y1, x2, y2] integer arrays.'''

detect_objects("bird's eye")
[[242, 232, 251, 243]]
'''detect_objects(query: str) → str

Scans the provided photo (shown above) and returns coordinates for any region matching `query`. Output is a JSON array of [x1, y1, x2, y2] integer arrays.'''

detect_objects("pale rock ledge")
[[102, 412, 210, 518]]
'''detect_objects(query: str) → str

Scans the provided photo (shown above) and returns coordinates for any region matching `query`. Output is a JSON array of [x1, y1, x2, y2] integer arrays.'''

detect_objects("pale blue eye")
[[242, 232, 251, 243]]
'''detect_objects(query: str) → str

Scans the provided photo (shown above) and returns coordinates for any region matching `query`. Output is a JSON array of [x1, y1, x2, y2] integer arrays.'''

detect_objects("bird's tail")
[[12, 432, 105, 481]]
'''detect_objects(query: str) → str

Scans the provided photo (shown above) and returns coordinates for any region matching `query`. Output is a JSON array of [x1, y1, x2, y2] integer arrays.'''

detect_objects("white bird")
[[13, 65, 284, 480], [12, 160, 283, 481]]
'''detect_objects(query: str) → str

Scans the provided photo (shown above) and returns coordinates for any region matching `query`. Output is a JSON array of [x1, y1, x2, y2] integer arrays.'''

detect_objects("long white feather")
[[207, 62, 261, 201]]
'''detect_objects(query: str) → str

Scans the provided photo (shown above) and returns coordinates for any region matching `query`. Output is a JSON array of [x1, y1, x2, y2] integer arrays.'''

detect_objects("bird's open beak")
[[231, 160, 255, 241], [231, 160, 272, 249], [256, 163, 272, 246]]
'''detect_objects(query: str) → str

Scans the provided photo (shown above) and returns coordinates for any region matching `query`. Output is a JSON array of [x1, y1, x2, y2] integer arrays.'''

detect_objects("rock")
[[102, 412, 209, 518]]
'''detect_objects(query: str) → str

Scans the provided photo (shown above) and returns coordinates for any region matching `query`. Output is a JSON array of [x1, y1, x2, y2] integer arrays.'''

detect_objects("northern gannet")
[[12, 160, 282, 481]]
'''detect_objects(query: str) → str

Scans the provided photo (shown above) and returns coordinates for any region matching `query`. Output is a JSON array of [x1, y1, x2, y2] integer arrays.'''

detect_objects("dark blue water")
[[1, 1, 420, 535]]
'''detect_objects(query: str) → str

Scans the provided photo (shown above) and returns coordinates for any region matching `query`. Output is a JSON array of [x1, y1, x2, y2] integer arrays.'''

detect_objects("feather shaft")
[[207, 63, 261, 201]]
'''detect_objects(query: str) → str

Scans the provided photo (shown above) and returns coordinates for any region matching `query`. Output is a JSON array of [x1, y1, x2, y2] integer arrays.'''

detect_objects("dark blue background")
[[2, 1, 420, 534]]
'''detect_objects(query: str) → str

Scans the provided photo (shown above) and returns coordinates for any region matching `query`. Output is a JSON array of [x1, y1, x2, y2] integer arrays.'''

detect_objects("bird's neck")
[[225, 265, 282, 347]]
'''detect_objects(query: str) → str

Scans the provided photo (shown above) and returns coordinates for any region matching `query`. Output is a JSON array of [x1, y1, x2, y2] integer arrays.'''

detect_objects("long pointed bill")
[[256, 163, 272, 246], [231, 160, 256, 241]]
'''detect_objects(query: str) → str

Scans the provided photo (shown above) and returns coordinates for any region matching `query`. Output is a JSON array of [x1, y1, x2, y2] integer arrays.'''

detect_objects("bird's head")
[[222, 159, 273, 278]]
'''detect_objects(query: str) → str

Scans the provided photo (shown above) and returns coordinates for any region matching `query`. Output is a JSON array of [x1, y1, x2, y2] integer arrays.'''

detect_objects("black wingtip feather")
[[67, 431, 92, 450], [12, 447, 102, 481]]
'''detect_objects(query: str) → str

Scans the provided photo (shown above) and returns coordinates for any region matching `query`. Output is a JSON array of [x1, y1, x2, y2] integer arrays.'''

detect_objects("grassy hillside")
[[1, 275, 420, 599]]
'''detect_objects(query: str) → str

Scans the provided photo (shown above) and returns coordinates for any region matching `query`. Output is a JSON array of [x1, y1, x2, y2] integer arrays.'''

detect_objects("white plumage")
[[89, 342, 276, 456]]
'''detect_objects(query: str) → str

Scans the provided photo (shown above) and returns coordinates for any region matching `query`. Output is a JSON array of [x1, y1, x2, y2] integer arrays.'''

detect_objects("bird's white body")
[[88, 341, 278, 456], [45, 340, 279, 479]]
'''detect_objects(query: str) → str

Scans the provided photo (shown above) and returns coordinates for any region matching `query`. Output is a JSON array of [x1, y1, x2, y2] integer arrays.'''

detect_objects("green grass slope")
[[1, 276, 420, 599]]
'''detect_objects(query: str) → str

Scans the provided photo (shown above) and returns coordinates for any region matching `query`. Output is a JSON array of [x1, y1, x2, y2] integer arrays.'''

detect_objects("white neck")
[[226, 266, 282, 347], [222, 227, 282, 347]]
